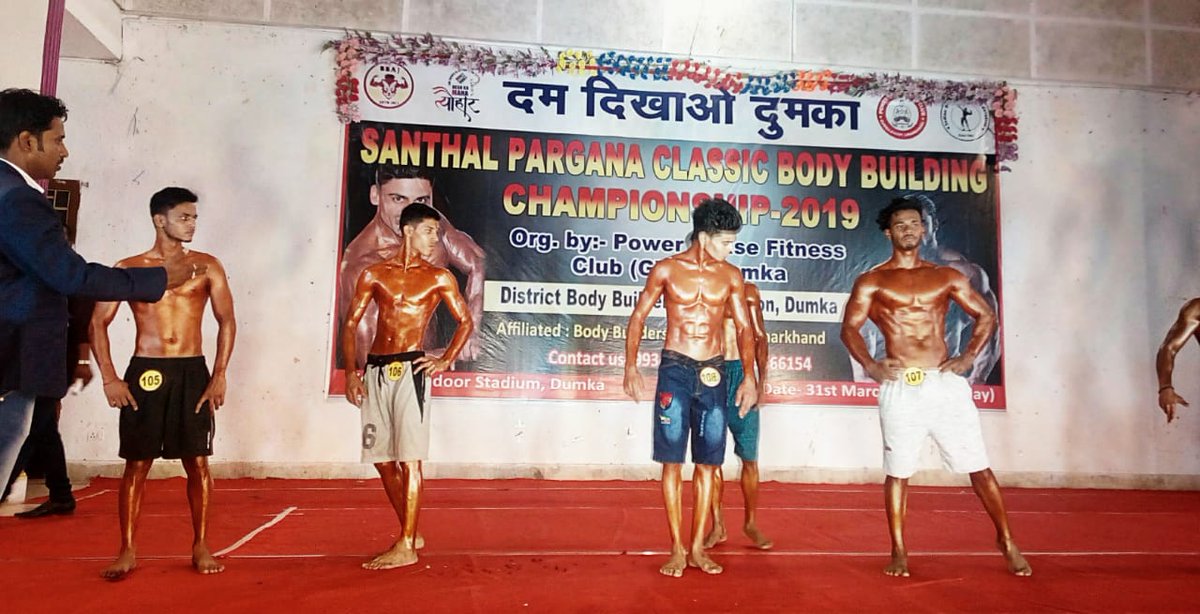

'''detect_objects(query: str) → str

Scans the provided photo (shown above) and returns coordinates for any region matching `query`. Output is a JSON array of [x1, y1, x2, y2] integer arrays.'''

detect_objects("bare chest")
[[373, 274, 441, 308], [872, 270, 952, 312], [663, 271, 732, 309]]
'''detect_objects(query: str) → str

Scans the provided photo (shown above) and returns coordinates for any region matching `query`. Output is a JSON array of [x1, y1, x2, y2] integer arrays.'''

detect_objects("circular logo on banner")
[[940, 102, 993, 141], [877, 96, 928, 139], [386, 361, 405, 381], [363, 63, 414, 109], [902, 368, 926, 387], [699, 366, 722, 388], [139, 369, 164, 392]]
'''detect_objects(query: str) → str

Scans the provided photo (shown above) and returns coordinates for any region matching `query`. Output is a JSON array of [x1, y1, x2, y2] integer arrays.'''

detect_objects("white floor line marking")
[[213, 506, 297, 557], [115, 506, 1198, 518], [283, 505, 1195, 516], [9, 549, 1199, 564], [212, 486, 670, 492], [206, 484, 1200, 494], [75, 489, 113, 502], [211, 549, 1200, 559]]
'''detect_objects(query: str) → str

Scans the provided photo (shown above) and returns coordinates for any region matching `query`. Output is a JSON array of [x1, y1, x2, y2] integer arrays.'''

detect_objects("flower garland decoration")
[[556, 50, 599, 76], [992, 87, 1019, 163], [331, 37, 362, 123], [329, 33, 1019, 164], [326, 32, 556, 122]]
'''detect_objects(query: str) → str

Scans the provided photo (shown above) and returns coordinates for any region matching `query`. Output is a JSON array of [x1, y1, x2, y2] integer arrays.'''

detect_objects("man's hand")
[[103, 380, 137, 410], [866, 358, 903, 383], [196, 373, 227, 414], [73, 363, 93, 388], [623, 365, 645, 402], [735, 379, 759, 418], [414, 354, 451, 375], [428, 346, 468, 371], [1158, 387, 1189, 423], [164, 258, 207, 289], [346, 371, 366, 407], [939, 354, 975, 376]]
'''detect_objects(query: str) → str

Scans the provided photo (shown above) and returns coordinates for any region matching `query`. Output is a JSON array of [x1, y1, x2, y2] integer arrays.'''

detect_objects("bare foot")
[[743, 523, 773, 550], [687, 549, 724, 575], [659, 550, 687, 578], [363, 543, 418, 570], [101, 549, 137, 581], [192, 544, 225, 575], [884, 552, 910, 577], [1000, 540, 1032, 576], [416, 533, 425, 550], [703, 524, 727, 549]]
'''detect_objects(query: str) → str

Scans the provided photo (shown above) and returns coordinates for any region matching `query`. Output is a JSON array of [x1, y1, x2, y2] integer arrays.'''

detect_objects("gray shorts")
[[361, 353, 430, 463]]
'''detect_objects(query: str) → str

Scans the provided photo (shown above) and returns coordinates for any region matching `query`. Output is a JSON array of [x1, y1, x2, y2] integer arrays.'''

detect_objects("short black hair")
[[875, 196, 925, 231], [691, 198, 741, 241], [376, 165, 435, 189], [0, 88, 68, 150], [398, 202, 441, 233], [150, 187, 198, 217]]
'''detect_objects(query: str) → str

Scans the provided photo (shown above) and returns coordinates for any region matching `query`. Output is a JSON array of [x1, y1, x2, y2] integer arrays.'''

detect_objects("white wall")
[[0, 0, 51, 91], [54, 16, 1200, 487]]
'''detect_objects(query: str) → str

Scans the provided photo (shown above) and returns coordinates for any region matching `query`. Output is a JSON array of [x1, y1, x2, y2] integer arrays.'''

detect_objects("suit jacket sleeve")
[[0, 185, 166, 302], [67, 297, 96, 346]]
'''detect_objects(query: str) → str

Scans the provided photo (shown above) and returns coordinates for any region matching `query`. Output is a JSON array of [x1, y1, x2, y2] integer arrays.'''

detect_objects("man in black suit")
[[0, 88, 195, 496]]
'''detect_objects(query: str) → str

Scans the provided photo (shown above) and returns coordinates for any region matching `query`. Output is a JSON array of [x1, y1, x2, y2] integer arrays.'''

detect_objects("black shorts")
[[118, 356, 214, 460]]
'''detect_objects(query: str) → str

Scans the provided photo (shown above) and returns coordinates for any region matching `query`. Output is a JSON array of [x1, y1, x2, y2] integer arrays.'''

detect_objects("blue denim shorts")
[[652, 350, 728, 465]]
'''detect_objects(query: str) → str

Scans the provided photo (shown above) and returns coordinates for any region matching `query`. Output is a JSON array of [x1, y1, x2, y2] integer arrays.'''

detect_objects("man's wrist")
[[1159, 384, 1174, 393]]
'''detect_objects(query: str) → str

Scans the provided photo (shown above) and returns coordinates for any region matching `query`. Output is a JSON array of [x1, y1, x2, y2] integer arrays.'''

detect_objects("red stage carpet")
[[2, 478, 1198, 612]]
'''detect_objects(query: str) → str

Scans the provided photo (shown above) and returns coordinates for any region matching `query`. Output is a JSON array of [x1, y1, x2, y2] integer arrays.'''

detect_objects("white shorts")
[[878, 369, 989, 479], [361, 360, 430, 463]]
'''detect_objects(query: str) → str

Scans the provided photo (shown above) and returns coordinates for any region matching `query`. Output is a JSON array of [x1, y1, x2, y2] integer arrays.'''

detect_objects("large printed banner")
[[329, 58, 1006, 409]]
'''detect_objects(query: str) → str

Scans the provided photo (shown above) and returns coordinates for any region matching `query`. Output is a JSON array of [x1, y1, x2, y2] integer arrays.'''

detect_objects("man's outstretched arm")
[[0, 192, 170, 301], [1156, 298, 1200, 422]]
